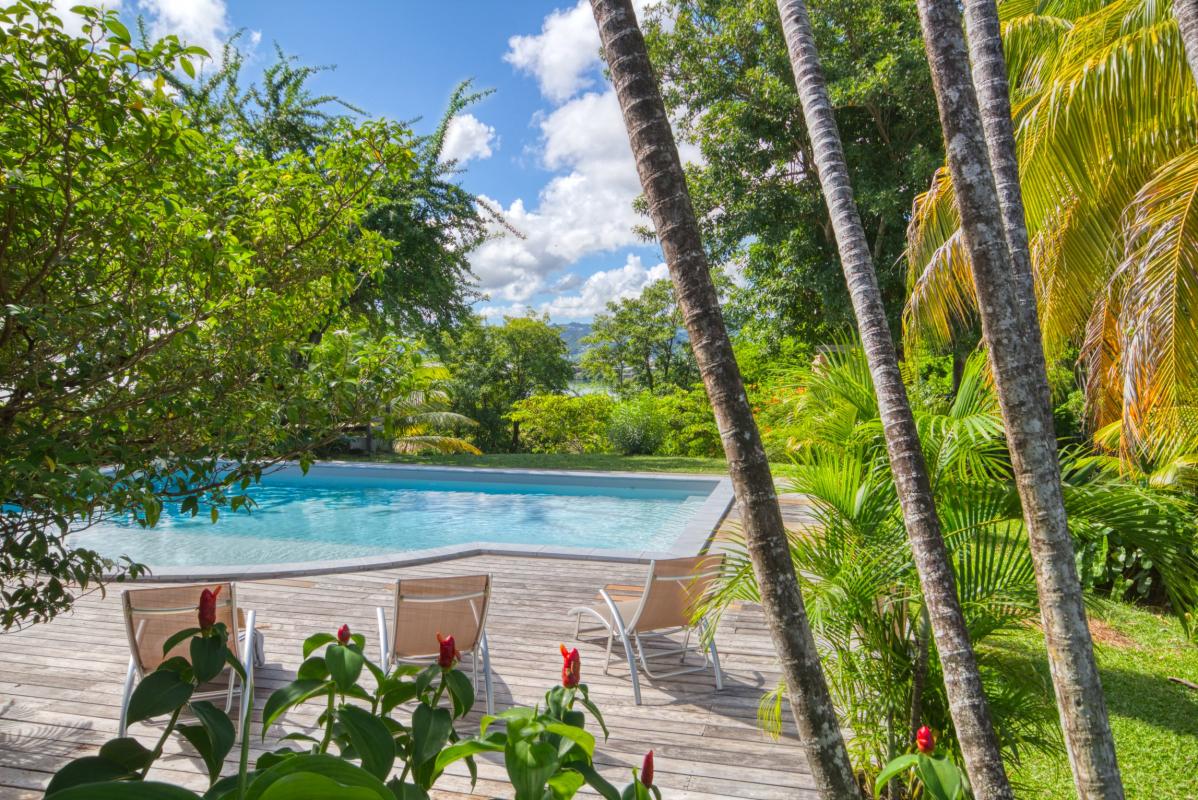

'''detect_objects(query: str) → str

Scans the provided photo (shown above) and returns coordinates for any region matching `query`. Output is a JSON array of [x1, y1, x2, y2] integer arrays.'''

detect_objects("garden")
[[2, 0, 1197, 798]]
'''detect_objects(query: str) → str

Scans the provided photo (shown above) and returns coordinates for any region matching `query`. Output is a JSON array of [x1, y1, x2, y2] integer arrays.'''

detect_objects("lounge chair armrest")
[[376, 607, 390, 670]]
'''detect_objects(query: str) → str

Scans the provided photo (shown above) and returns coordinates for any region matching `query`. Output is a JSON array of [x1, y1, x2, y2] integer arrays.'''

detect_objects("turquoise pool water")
[[71, 466, 714, 567]]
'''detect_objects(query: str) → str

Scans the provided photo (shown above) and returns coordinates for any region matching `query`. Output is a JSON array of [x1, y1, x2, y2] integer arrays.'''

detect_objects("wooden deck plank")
[[0, 553, 817, 799]]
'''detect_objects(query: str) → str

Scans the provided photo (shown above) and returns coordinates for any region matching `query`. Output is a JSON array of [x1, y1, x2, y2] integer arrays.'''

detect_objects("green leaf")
[[874, 753, 921, 797], [297, 656, 329, 681], [917, 755, 965, 800], [180, 58, 196, 79], [104, 18, 131, 43], [385, 781, 430, 800], [443, 668, 475, 719], [45, 757, 138, 796], [410, 703, 452, 768], [224, 648, 246, 682], [505, 738, 559, 799], [574, 687, 609, 740], [432, 735, 505, 778], [178, 700, 236, 785], [191, 634, 226, 684], [243, 754, 392, 800], [262, 680, 331, 738], [127, 669, 194, 724], [575, 763, 621, 800], [98, 737, 155, 770], [325, 644, 364, 692], [49, 782, 201, 799], [336, 704, 395, 781], [545, 722, 595, 760], [303, 633, 336, 658], [162, 628, 202, 656], [547, 769, 585, 799]]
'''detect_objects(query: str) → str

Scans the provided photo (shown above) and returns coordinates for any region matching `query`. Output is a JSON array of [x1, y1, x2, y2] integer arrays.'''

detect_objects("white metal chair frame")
[[376, 577, 495, 715], [118, 585, 257, 741], [569, 559, 724, 705]]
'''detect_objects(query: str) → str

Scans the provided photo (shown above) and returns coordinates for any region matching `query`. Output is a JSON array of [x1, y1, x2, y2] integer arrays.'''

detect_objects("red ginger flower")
[[916, 725, 935, 754], [337, 624, 351, 645], [560, 644, 581, 687], [436, 632, 458, 669], [641, 750, 654, 787], [198, 585, 221, 631]]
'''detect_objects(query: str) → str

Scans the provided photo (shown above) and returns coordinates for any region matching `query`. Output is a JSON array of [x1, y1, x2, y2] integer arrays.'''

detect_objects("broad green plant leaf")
[[191, 635, 226, 684], [243, 754, 392, 800], [177, 700, 236, 785], [262, 679, 331, 737], [127, 669, 194, 724], [337, 704, 396, 781], [49, 782, 202, 800], [325, 644, 364, 692]]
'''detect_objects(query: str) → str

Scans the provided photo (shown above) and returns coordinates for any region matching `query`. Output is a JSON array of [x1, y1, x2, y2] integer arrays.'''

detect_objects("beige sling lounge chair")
[[119, 583, 257, 740], [568, 555, 724, 705], [376, 574, 494, 714]]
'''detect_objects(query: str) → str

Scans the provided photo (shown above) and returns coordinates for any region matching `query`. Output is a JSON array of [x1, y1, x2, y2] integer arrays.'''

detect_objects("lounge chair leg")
[[238, 610, 256, 743], [603, 628, 615, 675], [118, 657, 137, 738], [225, 669, 236, 713], [614, 625, 641, 705], [375, 607, 390, 673], [702, 619, 723, 691], [481, 631, 494, 715], [680, 627, 692, 664]]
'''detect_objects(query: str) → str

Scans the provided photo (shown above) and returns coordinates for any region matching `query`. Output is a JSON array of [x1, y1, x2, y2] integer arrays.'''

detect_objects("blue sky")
[[62, 0, 686, 322]]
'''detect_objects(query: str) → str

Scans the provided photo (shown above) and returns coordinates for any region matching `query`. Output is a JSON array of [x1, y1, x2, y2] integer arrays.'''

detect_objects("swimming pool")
[[72, 463, 732, 572]]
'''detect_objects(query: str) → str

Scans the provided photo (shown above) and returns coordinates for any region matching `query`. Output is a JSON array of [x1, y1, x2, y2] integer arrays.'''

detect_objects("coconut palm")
[[772, 1, 1013, 796], [588, 1, 860, 796], [915, 0, 1125, 794], [906, 0, 1198, 469], [704, 345, 1197, 793]]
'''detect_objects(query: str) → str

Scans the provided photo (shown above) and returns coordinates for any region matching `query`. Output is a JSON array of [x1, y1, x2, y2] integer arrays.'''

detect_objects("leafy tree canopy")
[[441, 315, 574, 452], [642, 0, 943, 345], [0, 2, 441, 627], [580, 279, 697, 394]]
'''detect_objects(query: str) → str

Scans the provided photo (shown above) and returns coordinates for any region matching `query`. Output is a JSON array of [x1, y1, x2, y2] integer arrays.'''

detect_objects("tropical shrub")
[[607, 395, 668, 455], [701, 345, 1198, 789], [44, 596, 658, 799], [655, 388, 723, 458], [507, 394, 616, 454]]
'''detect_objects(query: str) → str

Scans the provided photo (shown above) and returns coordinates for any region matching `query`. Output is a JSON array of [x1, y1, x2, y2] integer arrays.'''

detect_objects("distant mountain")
[[554, 322, 593, 359]]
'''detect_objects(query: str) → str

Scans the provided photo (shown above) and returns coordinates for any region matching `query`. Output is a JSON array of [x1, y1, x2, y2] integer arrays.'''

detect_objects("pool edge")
[[111, 466, 736, 583]]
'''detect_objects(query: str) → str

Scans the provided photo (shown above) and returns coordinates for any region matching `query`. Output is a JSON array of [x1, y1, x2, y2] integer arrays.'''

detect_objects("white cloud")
[[440, 114, 498, 165], [504, 1, 601, 104], [482, 255, 669, 321], [137, 0, 230, 58], [475, 0, 697, 316]]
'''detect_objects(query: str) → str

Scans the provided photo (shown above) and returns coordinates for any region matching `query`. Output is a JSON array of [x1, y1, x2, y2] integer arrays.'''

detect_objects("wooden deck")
[[0, 552, 819, 799]]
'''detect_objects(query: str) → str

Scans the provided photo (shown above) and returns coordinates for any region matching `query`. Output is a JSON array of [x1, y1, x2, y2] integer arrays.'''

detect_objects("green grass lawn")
[[344, 451, 729, 474], [999, 602, 1198, 798]]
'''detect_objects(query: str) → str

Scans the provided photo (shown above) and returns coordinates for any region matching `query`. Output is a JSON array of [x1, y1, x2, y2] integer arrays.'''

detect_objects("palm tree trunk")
[[588, 2, 859, 797], [1174, 0, 1198, 86], [774, 3, 1013, 798], [916, 2, 1124, 797]]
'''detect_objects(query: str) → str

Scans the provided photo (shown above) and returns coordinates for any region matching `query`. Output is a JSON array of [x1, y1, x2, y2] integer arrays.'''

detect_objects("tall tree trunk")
[[1174, 0, 1198, 86], [916, 2, 1124, 797], [774, 3, 1014, 798], [588, 2, 860, 797]]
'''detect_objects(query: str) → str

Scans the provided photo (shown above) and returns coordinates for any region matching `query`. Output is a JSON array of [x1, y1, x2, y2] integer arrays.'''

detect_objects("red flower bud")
[[560, 643, 581, 687], [916, 725, 934, 754], [436, 632, 458, 669], [641, 750, 654, 787], [198, 585, 221, 631], [337, 624, 351, 645]]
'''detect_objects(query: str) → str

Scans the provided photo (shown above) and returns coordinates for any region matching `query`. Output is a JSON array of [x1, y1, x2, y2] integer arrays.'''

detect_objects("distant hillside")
[[554, 322, 592, 359]]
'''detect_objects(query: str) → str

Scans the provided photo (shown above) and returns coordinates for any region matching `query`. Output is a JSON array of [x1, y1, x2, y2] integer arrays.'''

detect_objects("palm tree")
[[772, 2, 1014, 797], [915, 0, 1125, 796], [1175, 0, 1198, 82], [587, 1, 859, 796], [906, 0, 1198, 468]]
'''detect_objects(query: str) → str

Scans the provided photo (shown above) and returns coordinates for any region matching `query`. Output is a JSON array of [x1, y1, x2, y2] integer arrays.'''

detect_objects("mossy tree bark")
[[774, 2, 1014, 798], [918, 1, 1124, 797], [588, 1, 860, 796]]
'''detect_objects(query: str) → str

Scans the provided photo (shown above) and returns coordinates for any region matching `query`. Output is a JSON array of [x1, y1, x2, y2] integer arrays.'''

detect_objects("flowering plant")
[[43, 592, 658, 800], [875, 726, 971, 800]]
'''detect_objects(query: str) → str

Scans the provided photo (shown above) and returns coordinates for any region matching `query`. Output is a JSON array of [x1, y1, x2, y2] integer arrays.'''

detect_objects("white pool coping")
[[125, 462, 735, 582]]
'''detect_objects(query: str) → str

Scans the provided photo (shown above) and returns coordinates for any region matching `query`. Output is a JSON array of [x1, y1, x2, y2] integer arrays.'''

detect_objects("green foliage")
[[507, 394, 616, 454], [441, 315, 574, 452], [0, 2, 443, 628], [653, 388, 723, 458], [642, 0, 942, 345], [607, 395, 668, 456], [700, 344, 1198, 787], [47, 613, 653, 800], [580, 280, 696, 395], [169, 42, 491, 340]]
